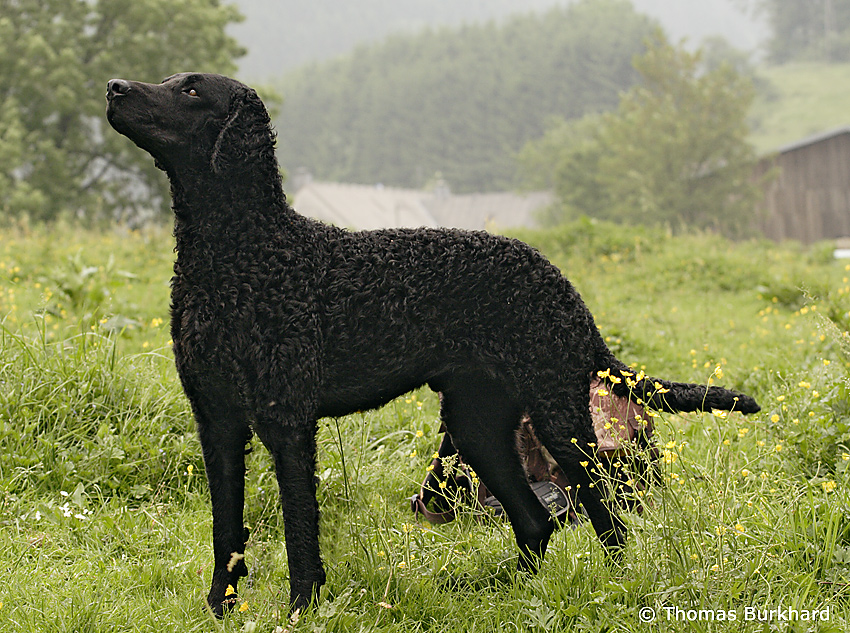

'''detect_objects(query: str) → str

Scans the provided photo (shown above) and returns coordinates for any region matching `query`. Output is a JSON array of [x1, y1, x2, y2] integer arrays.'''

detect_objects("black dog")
[[106, 73, 760, 616]]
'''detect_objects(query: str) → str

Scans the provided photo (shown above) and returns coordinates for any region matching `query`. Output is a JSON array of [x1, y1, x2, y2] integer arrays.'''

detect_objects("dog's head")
[[106, 72, 273, 176]]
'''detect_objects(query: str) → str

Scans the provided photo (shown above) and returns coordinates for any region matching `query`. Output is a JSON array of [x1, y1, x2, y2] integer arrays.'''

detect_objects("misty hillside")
[[229, 0, 766, 80], [749, 62, 850, 153], [275, 2, 657, 193], [228, 0, 568, 78]]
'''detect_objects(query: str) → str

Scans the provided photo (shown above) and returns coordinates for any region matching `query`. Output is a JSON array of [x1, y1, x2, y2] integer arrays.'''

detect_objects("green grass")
[[749, 62, 850, 154], [2, 220, 850, 631]]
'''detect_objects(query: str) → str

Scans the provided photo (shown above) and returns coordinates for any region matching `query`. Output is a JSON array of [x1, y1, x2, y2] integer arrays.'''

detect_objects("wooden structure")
[[756, 127, 850, 243]]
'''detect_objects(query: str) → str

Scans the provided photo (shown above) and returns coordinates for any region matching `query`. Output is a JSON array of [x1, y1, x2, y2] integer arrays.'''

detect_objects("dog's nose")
[[106, 78, 131, 100]]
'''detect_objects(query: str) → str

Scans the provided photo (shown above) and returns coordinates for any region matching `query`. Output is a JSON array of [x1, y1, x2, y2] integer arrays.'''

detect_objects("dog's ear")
[[210, 87, 275, 174]]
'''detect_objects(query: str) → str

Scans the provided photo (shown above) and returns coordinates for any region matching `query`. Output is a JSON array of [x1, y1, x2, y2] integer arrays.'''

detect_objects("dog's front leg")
[[197, 415, 252, 618], [255, 421, 326, 611]]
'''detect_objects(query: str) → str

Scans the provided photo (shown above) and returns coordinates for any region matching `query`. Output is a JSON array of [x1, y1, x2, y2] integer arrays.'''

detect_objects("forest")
[[276, 1, 657, 194]]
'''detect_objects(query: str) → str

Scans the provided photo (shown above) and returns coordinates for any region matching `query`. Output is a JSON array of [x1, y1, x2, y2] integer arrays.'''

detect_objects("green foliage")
[[3, 222, 850, 629], [0, 327, 198, 499], [0, 0, 244, 223], [278, 0, 656, 193], [519, 32, 764, 235]]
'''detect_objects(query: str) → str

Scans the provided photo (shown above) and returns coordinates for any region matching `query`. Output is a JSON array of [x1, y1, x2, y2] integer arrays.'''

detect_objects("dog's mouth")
[[105, 82, 132, 131], [105, 98, 134, 141]]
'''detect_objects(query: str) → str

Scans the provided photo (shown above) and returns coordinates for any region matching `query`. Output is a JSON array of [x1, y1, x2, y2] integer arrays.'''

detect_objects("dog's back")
[[314, 224, 597, 416]]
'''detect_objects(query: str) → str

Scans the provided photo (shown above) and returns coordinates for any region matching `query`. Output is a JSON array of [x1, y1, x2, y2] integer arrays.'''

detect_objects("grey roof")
[[425, 190, 554, 231], [291, 181, 437, 230], [291, 180, 553, 231], [775, 125, 850, 154]]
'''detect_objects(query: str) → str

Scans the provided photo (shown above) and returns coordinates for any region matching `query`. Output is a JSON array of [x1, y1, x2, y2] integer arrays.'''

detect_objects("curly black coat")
[[106, 73, 760, 616]]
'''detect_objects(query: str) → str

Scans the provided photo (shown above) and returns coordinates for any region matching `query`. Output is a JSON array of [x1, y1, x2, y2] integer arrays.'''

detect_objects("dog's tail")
[[594, 347, 760, 415]]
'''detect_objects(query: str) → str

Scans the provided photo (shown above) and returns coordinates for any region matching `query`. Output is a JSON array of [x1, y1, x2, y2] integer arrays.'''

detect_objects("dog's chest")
[[170, 278, 253, 369], [170, 272, 318, 376]]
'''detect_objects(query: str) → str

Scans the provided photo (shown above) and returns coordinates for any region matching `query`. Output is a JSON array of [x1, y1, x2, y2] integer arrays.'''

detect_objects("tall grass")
[[1, 220, 849, 631]]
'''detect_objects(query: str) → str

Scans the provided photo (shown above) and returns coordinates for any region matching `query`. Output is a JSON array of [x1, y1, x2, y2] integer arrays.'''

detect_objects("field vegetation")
[[749, 62, 850, 153], [1, 220, 850, 631]]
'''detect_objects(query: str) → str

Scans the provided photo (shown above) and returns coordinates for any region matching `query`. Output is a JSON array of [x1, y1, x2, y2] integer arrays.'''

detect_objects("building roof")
[[775, 125, 850, 154], [291, 181, 438, 230], [290, 179, 553, 231], [425, 190, 554, 231]]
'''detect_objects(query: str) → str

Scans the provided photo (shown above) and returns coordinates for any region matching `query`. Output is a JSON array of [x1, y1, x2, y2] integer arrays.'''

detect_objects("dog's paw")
[[207, 584, 240, 619]]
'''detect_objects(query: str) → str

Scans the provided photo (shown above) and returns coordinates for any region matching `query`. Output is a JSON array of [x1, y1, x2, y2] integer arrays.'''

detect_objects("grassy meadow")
[[749, 62, 850, 154], [1, 219, 850, 632]]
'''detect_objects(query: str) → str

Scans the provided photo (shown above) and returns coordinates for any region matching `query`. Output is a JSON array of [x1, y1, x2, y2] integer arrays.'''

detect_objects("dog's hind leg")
[[438, 374, 554, 571], [531, 401, 627, 555], [192, 390, 253, 618], [252, 417, 325, 612]]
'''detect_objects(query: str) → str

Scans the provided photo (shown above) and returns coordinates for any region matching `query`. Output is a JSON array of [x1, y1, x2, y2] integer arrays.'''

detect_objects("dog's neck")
[[167, 151, 293, 255]]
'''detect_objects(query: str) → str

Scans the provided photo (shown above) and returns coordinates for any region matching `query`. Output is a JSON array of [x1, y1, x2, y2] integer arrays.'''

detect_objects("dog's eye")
[[185, 88, 198, 97]]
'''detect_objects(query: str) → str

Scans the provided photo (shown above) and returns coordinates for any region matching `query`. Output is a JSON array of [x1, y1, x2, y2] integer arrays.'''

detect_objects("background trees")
[[518, 32, 763, 235], [276, 0, 657, 193], [0, 0, 244, 222], [741, 0, 850, 62]]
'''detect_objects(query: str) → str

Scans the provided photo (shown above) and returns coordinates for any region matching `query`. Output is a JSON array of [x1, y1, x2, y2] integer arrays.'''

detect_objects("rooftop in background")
[[289, 175, 552, 232]]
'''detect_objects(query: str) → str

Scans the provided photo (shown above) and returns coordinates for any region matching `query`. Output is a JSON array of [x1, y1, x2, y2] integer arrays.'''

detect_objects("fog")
[[228, 0, 767, 80]]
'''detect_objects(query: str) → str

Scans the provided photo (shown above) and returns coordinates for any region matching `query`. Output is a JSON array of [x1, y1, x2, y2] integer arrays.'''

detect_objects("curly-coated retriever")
[[106, 73, 760, 616]]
